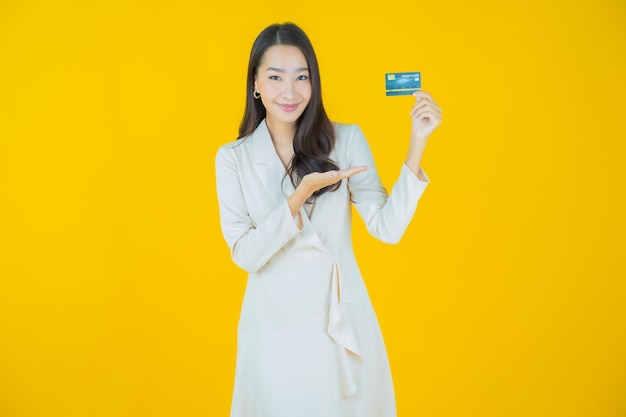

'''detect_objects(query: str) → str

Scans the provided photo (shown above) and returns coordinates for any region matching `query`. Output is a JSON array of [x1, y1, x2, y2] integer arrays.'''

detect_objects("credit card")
[[385, 72, 421, 96]]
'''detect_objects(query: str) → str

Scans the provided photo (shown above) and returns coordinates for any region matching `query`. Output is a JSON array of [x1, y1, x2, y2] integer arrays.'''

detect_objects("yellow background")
[[1, 1, 625, 416]]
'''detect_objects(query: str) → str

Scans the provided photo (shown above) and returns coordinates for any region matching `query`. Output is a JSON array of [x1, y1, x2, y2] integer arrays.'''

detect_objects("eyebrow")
[[266, 67, 309, 73]]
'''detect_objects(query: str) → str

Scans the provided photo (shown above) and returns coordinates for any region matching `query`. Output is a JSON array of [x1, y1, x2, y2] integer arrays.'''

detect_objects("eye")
[[269, 75, 281, 81], [297, 74, 309, 81]]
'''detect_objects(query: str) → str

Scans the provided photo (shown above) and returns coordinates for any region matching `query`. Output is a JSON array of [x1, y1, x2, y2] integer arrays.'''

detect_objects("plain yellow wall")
[[1, 1, 625, 416]]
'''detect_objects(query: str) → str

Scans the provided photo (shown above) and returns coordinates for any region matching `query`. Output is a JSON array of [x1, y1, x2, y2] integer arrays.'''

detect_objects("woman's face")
[[254, 44, 312, 128]]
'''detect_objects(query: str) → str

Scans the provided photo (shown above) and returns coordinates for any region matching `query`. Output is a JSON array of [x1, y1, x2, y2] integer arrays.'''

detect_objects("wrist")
[[295, 180, 314, 201], [288, 183, 312, 217], [410, 133, 429, 145], [405, 141, 425, 177]]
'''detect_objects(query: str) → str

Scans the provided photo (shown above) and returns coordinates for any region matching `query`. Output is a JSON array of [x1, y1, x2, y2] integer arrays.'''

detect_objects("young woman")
[[215, 22, 441, 417]]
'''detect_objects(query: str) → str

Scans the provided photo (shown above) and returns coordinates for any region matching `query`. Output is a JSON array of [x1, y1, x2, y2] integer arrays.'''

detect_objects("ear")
[[253, 77, 258, 92]]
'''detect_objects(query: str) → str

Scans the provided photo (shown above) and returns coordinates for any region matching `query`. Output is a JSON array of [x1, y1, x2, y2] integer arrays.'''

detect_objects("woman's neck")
[[266, 118, 296, 147]]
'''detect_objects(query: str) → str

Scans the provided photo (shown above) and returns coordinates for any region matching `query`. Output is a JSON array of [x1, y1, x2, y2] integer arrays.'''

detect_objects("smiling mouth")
[[278, 103, 299, 112]]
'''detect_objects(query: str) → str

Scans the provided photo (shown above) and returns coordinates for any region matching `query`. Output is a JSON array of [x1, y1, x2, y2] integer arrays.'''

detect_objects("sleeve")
[[345, 124, 430, 244], [215, 145, 302, 273]]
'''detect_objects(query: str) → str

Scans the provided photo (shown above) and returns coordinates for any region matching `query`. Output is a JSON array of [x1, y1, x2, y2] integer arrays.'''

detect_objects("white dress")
[[215, 119, 429, 417]]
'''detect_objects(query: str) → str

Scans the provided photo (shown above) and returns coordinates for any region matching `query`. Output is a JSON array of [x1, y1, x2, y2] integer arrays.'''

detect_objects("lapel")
[[251, 119, 296, 207], [251, 120, 331, 254]]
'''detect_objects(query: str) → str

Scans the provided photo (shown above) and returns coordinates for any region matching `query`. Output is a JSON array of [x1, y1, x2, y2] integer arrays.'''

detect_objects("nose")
[[281, 79, 295, 99]]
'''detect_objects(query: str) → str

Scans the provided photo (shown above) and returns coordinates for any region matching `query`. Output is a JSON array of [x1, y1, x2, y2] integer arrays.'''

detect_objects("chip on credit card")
[[385, 72, 421, 96]]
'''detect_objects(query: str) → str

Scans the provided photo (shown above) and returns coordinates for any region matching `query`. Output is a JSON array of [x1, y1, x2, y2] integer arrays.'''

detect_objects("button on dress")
[[215, 120, 429, 417]]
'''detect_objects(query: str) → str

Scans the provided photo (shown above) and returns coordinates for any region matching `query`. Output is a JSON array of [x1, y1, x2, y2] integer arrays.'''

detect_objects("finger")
[[410, 103, 441, 116], [412, 90, 434, 101], [413, 111, 442, 125], [411, 106, 441, 116], [413, 108, 441, 119], [310, 171, 341, 189], [321, 166, 365, 180], [338, 165, 370, 178], [412, 94, 439, 106], [411, 102, 442, 118], [308, 165, 369, 188], [410, 96, 440, 111]]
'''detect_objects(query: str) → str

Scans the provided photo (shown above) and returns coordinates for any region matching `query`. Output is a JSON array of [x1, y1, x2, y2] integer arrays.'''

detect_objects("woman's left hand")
[[410, 90, 442, 141]]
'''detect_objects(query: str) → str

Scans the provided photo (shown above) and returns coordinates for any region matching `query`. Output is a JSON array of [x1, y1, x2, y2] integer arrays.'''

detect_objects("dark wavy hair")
[[238, 22, 340, 201]]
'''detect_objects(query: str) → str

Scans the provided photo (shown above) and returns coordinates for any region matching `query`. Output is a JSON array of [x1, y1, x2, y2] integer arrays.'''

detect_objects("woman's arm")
[[405, 90, 442, 178], [215, 146, 302, 273], [347, 91, 442, 243], [216, 145, 368, 272]]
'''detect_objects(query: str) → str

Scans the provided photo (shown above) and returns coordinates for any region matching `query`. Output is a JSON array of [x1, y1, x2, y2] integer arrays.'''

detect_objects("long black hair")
[[238, 22, 340, 201]]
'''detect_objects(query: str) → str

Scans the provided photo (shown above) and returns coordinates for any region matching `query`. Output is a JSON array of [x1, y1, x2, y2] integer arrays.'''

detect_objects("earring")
[[253, 90, 261, 99]]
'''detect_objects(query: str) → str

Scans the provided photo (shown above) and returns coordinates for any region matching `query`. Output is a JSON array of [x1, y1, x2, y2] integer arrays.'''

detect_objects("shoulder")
[[215, 137, 248, 161], [333, 121, 363, 138], [331, 122, 372, 167], [216, 119, 270, 163], [332, 121, 369, 153], [333, 120, 366, 142], [215, 133, 254, 162], [217, 136, 247, 153]]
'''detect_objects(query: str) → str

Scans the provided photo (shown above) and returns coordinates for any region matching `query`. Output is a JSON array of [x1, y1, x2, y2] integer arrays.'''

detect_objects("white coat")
[[215, 119, 429, 417]]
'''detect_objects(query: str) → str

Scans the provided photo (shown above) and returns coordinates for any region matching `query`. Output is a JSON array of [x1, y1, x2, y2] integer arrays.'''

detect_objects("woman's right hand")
[[287, 165, 369, 224], [300, 165, 370, 196]]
